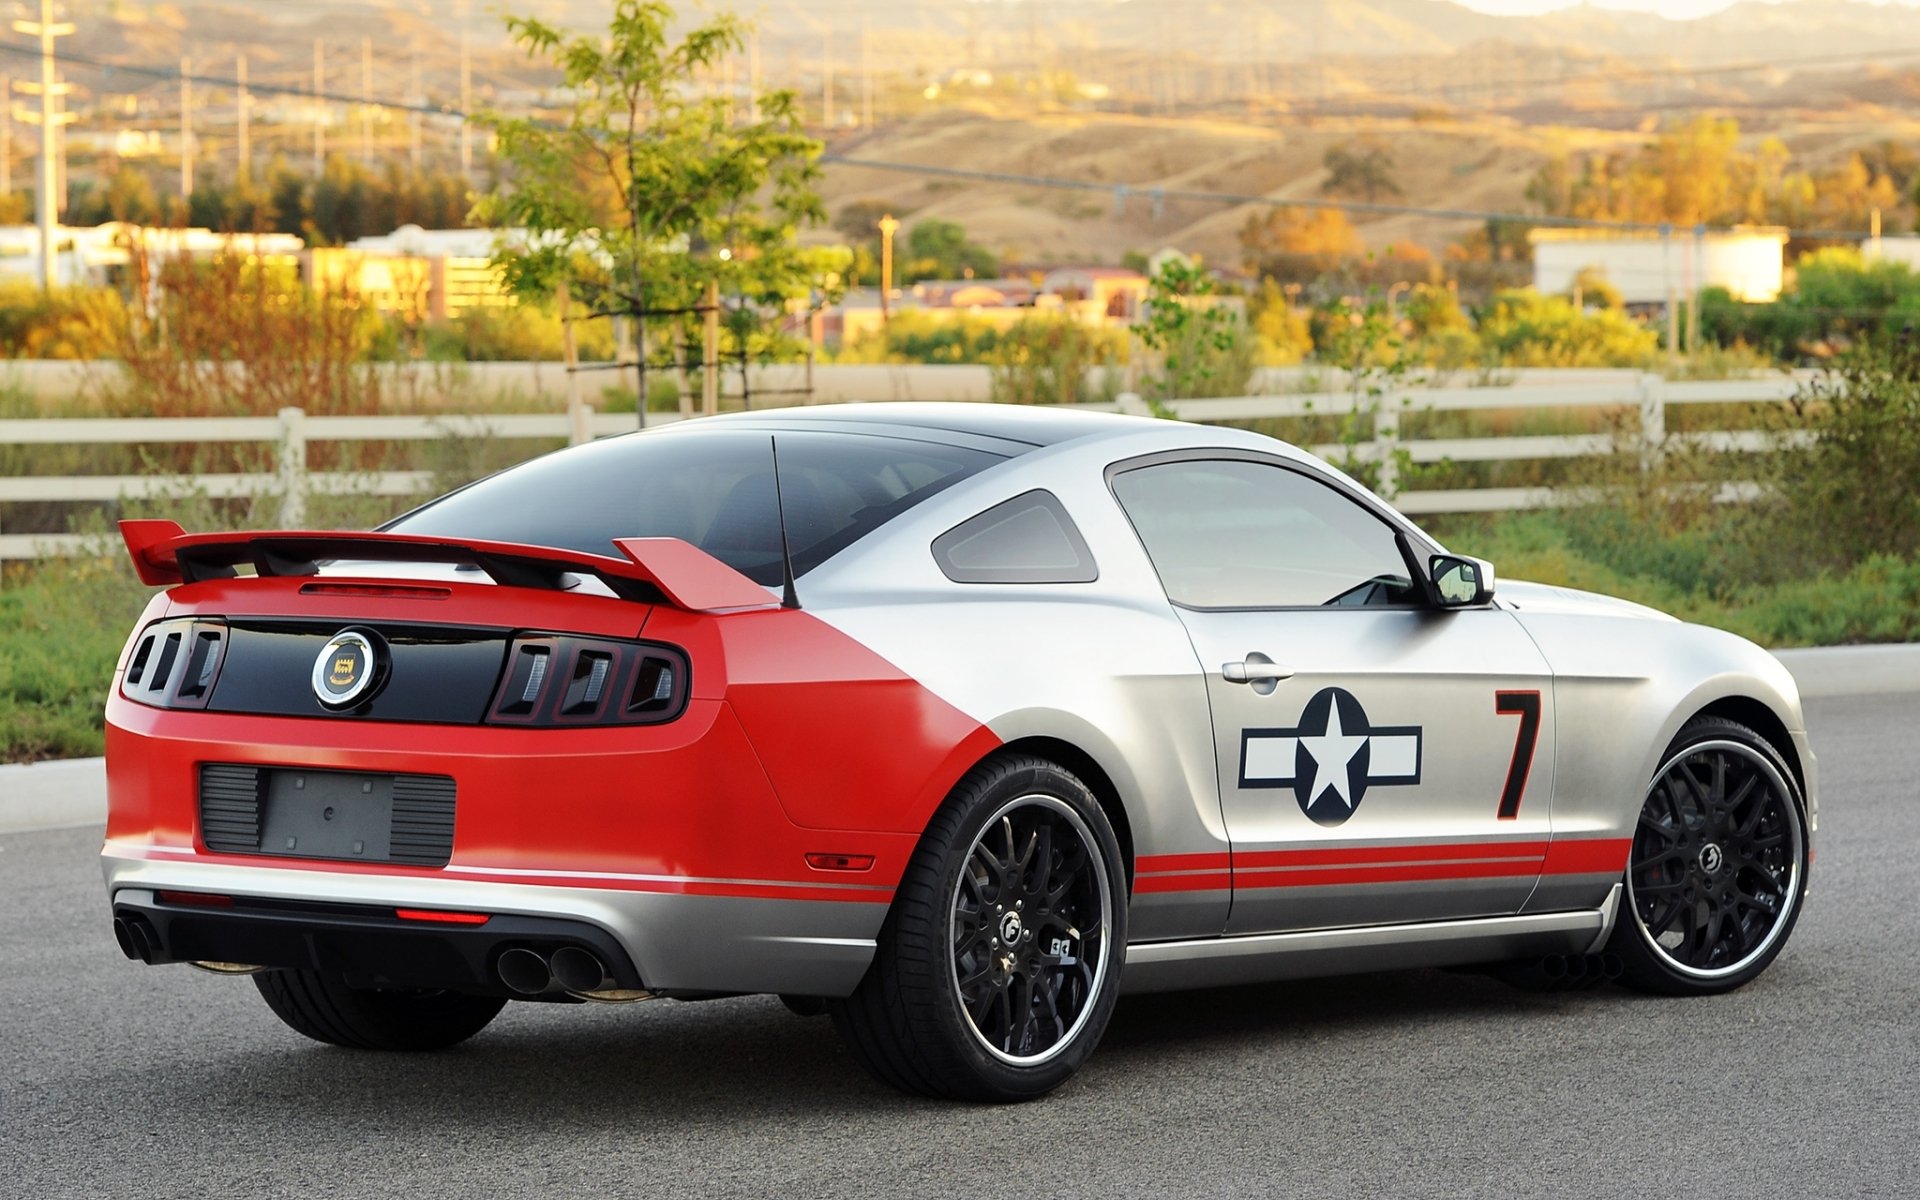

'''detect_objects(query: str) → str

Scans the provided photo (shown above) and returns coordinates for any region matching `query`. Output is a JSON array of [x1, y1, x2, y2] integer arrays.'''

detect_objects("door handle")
[[1222, 660, 1295, 684]]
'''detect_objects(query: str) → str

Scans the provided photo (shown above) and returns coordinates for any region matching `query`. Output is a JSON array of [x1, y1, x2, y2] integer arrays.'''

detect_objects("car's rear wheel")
[[1609, 717, 1808, 996], [253, 969, 507, 1051], [830, 755, 1127, 1102]]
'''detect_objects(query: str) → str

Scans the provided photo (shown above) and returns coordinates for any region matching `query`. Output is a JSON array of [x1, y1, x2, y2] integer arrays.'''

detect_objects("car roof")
[[690, 402, 1159, 452]]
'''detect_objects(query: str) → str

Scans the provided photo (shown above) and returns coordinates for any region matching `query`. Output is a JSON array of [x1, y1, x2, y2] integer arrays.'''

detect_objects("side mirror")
[[1429, 554, 1495, 607]]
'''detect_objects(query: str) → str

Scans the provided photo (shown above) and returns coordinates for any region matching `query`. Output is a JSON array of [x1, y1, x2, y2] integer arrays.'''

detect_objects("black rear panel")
[[207, 620, 508, 723]]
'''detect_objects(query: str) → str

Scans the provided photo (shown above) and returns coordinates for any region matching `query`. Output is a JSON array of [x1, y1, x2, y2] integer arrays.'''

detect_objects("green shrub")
[[1133, 260, 1256, 401], [1431, 512, 1920, 648], [1742, 331, 1920, 577], [0, 281, 126, 359], [987, 317, 1123, 405], [421, 304, 616, 363], [1475, 288, 1659, 368]]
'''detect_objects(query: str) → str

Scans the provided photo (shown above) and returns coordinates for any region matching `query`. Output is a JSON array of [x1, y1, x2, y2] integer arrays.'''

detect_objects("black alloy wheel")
[[950, 794, 1112, 1066], [1611, 717, 1808, 995], [830, 755, 1127, 1101]]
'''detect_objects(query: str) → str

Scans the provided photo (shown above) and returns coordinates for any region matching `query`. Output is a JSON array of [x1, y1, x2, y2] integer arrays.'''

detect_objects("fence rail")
[[0, 373, 1805, 562]]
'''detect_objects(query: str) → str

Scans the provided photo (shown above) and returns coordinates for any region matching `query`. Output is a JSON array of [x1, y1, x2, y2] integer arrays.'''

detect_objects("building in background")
[[0, 223, 303, 287], [1529, 227, 1789, 304]]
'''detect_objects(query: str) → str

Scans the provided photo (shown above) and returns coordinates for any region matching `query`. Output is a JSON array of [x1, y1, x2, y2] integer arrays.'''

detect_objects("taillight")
[[122, 617, 228, 710], [487, 634, 689, 727]]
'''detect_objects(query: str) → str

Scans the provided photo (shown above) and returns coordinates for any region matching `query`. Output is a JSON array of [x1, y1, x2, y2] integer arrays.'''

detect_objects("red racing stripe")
[[1234, 858, 1546, 890], [1541, 837, 1633, 876], [1235, 841, 1550, 870], [1135, 837, 1632, 895], [1137, 852, 1232, 874], [1135, 872, 1233, 895]]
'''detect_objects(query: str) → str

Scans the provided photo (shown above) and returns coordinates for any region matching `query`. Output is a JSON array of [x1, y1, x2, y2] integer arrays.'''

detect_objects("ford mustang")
[[101, 403, 1814, 1100]]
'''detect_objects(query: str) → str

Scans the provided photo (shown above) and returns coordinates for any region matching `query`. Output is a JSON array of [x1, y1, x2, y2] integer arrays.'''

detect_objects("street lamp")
[[877, 212, 900, 329]]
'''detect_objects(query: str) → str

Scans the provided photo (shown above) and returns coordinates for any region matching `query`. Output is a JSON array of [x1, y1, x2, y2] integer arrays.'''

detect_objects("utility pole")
[[12, 0, 74, 291], [179, 56, 192, 198], [313, 40, 325, 173], [361, 36, 373, 164], [878, 212, 899, 328], [236, 53, 250, 187], [1662, 223, 1677, 360], [409, 54, 422, 174], [822, 20, 833, 131], [861, 14, 872, 130], [459, 30, 472, 178]]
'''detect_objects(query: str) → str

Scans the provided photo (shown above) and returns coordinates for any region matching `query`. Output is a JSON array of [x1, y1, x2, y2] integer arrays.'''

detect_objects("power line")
[[3, 40, 1890, 246], [0, 41, 470, 116]]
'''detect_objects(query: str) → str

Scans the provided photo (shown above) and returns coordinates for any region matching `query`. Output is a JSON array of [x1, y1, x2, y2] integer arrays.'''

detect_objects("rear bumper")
[[110, 886, 645, 995], [104, 854, 882, 996], [103, 692, 907, 998]]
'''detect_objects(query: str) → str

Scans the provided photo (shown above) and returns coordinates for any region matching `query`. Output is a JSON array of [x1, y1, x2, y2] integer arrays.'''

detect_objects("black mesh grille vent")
[[199, 764, 264, 852], [196, 764, 455, 867], [390, 775, 457, 867]]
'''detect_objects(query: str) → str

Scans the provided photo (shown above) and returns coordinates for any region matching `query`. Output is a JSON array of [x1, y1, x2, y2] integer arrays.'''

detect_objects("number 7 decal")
[[1495, 690, 1542, 820]]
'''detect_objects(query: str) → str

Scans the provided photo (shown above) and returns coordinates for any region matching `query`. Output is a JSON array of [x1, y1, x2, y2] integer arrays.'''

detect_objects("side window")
[[1110, 459, 1418, 609], [932, 490, 1098, 584]]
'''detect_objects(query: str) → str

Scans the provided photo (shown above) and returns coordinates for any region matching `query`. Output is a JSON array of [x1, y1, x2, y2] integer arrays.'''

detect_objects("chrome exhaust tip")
[[549, 946, 610, 993], [496, 947, 553, 995]]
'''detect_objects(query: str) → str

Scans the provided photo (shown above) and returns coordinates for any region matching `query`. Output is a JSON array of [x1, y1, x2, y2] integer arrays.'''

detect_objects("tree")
[[833, 199, 897, 246], [476, 0, 833, 414], [1130, 258, 1254, 404], [1321, 141, 1402, 204], [1239, 205, 1362, 282], [902, 219, 997, 281]]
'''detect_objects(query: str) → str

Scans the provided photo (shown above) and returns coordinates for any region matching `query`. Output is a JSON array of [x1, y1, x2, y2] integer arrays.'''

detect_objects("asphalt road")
[[5, 692, 1916, 1199]]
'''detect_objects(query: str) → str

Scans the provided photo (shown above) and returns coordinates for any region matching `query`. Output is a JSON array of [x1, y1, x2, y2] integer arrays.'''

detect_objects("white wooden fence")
[[0, 373, 1805, 562]]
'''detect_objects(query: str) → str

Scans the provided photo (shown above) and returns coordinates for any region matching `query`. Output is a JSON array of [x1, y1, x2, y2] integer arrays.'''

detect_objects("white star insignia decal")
[[1299, 703, 1369, 810]]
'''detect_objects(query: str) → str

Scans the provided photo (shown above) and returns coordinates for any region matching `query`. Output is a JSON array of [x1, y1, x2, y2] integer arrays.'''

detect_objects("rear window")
[[384, 428, 1006, 585]]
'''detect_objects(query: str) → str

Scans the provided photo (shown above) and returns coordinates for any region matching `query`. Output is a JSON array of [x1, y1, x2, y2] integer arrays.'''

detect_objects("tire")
[[830, 755, 1128, 1102], [1608, 716, 1809, 996], [253, 969, 507, 1051]]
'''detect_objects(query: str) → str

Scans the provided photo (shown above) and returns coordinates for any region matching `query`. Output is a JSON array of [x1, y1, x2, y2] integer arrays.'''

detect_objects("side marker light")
[[805, 853, 876, 872]]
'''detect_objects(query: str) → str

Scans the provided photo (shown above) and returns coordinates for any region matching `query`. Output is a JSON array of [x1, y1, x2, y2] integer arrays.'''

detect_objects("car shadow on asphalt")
[[105, 965, 1621, 1129]]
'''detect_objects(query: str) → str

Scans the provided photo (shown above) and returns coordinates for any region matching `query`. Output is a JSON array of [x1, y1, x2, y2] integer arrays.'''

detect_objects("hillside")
[[815, 101, 1920, 266]]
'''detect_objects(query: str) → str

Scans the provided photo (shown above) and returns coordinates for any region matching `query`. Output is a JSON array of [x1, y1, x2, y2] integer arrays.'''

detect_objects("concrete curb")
[[1, 757, 106, 834], [4, 645, 1915, 836], [1770, 644, 1920, 699]]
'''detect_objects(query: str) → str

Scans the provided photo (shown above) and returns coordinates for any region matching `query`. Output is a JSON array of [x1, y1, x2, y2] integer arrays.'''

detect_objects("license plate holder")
[[258, 768, 396, 862]]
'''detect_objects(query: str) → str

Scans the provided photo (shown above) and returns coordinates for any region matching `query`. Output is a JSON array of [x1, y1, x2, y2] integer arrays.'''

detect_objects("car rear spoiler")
[[117, 520, 782, 614]]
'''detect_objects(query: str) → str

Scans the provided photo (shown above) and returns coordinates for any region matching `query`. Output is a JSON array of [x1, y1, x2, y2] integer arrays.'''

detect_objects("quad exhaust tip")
[[495, 945, 653, 1002], [496, 947, 553, 995], [549, 946, 610, 993], [113, 915, 157, 965]]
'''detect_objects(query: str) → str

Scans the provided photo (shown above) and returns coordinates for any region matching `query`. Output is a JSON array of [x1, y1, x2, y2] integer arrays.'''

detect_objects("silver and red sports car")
[[102, 404, 1814, 1100]]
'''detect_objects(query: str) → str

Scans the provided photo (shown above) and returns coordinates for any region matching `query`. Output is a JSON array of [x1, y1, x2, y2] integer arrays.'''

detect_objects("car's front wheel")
[[1609, 717, 1809, 995], [831, 755, 1127, 1101], [253, 969, 507, 1051]]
